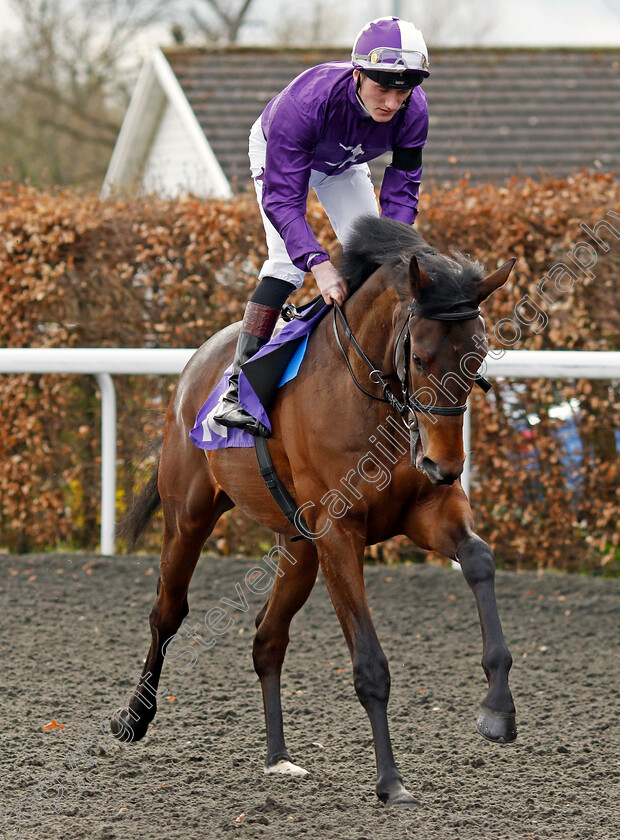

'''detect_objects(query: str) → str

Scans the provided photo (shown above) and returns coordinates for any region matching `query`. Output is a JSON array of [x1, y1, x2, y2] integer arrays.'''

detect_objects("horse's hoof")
[[476, 706, 517, 744], [110, 708, 150, 743], [264, 759, 308, 777], [377, 780, 421, 808]]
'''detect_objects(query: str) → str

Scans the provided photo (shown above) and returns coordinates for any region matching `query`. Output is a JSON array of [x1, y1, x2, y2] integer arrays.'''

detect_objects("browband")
[[410, 304, 481, 322]]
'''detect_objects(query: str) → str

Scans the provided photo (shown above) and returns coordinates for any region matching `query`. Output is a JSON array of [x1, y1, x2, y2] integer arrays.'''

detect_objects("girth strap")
[[254, 436, 312, 543]]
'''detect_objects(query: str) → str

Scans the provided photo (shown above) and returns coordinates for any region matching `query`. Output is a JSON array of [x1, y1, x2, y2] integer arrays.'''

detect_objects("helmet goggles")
[[351, 17, 430, 86], [352, 46, 428, 73], [360, 67, 425, 90]]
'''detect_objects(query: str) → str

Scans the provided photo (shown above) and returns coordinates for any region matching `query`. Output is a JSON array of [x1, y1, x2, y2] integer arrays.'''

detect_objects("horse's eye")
[[412, 354, 424, 370]]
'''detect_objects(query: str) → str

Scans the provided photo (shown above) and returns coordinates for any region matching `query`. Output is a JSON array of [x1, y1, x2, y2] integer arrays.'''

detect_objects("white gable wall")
[[142, 100, 210, 198], [102, 48, 232, 200]]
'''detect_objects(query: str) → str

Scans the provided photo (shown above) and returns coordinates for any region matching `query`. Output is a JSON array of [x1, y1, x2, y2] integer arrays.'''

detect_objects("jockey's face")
[[354, 70, 412, 122]]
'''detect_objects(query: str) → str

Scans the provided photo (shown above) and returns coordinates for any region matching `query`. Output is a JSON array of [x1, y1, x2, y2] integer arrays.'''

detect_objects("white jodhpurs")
[[248, 117, 380, 289]]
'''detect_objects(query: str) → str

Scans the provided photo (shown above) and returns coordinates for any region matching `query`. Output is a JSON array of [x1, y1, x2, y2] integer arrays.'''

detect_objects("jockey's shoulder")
[[285, 62, 355, 110]]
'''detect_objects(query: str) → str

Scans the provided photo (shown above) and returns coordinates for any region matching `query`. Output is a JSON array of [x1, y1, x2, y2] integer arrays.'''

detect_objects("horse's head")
[[404, 253, 515, 485], [339, 215, 516, 487]]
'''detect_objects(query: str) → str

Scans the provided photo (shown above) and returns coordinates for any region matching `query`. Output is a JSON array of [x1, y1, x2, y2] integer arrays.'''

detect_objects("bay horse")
[[113, 216, 517, 808]]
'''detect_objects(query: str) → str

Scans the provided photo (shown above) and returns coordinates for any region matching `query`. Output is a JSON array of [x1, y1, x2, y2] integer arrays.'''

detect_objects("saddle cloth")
[[190, 299, 328, 450]]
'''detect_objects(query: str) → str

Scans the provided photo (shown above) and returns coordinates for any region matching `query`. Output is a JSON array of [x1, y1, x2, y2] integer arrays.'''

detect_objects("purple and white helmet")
[[352, 17, 430, 88]]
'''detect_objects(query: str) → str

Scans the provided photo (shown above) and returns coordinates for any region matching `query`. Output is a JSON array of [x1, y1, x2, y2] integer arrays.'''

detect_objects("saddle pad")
[[190, 300, 327, 450]]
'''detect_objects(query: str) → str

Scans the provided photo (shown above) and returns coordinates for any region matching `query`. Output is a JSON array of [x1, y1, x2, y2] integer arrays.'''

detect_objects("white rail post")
[[95, 373, 117, 555], [451, 399, 472, 571], [462, 399, 472, 499]]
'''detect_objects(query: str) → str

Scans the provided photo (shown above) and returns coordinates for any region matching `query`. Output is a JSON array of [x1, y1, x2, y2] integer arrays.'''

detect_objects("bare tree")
[[272, 1, 349, 47], [404, 0, 498, 46], [271, 1, 349, 47], [271, 0, 497, 50], [187, 0, 256, 44], [0, 0, 176, 187]]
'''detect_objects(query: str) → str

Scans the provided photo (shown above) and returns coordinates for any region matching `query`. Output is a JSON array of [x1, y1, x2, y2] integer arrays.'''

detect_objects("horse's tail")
[[120, 462, 161, 550]]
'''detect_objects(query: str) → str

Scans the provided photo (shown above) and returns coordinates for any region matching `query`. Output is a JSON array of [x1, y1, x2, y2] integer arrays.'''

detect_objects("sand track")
[[1, 553, 619, 839]]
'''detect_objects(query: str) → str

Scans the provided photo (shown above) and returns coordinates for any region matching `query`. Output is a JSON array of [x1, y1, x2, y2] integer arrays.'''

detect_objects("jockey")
[[214, 16, 430, 434]]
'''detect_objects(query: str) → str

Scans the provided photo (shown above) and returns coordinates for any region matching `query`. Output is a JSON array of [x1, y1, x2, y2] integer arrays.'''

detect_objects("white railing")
[[0, 349, 194, 555], [0, 348, 618, 555]]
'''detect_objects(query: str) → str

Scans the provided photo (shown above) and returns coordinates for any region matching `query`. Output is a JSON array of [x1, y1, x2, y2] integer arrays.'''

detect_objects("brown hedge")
[[0, 174, 618, 571]]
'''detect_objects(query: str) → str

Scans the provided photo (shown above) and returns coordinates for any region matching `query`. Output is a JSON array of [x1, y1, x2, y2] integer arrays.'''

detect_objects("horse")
[[112, 215, 517, 808]]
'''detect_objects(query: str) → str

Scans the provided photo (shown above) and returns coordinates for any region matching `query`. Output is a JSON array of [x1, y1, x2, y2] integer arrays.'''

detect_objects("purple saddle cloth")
[[190, 300, 328, 450]]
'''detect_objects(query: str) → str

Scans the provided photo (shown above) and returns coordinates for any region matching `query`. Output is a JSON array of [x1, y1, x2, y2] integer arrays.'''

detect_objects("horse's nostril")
[[421, 457, 462, 485], [421, 457, 442, 483]]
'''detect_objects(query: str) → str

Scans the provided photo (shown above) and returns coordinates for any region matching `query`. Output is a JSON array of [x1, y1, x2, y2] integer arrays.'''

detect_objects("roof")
[[163, 45, 620, 188]]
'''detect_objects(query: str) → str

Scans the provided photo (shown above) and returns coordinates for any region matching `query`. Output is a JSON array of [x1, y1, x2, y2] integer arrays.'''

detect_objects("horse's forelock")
[[340, 216, 484, 313], [415, 252, 485, 316]]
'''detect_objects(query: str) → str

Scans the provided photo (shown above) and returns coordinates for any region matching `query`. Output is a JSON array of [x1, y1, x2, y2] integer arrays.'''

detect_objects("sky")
[[1, 0, 620, 53], [479, 0, 620, 46], [243, 0, 620, 48]]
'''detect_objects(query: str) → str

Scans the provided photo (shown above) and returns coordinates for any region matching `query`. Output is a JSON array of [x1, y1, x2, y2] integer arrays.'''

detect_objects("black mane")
[[340, 215, 485, 316]]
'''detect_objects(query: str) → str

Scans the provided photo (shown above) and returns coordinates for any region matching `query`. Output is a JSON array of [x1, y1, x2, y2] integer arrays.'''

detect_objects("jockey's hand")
[[312, 260, 348, 306]]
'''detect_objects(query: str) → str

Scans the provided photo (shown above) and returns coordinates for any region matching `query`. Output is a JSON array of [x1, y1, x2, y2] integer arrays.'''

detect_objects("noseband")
[[332, 300, 491, 422]]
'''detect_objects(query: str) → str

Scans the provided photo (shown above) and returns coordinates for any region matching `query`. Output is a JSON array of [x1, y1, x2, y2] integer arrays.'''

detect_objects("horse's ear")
[[476, 258, 517, 303], [409, 255, 432, 299]]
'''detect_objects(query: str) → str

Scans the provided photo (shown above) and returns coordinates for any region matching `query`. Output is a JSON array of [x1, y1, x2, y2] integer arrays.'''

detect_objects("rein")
[[332, 300, 489, 422], [254, 297, 489, 539]]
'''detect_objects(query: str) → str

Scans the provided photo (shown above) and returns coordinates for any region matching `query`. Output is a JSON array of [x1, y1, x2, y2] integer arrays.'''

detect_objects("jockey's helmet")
[[351, 16, 430, 90]]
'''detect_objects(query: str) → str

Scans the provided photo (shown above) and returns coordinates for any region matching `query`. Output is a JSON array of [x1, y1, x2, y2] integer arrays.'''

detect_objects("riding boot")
[[213, 300, 281, 436]]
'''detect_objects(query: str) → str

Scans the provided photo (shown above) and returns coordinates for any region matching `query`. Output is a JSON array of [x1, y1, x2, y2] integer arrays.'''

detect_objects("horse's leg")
[[252, 536, 318, 776], [111, 465, 231, 742], [456, 533, 517, 742], [317, 528, 418, 807], [404, 491, 517, 743]]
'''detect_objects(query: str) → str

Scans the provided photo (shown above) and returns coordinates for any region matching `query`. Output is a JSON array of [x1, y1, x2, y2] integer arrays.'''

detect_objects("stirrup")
[[214, 402, 270, 438], [281, 302, 303, 322]]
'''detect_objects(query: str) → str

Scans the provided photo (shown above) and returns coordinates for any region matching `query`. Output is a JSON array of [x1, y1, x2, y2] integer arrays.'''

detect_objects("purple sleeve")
[[379, 164, 424, 224], [379, 94, 429, 225], [261, 97, 328, 272]]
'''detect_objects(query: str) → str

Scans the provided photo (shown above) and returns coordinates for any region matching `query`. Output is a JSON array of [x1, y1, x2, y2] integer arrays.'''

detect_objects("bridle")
[[332, 300, 491, 424]]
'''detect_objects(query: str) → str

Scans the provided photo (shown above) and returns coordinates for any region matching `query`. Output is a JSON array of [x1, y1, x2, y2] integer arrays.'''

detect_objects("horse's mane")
[[340, 215, 485, 316]]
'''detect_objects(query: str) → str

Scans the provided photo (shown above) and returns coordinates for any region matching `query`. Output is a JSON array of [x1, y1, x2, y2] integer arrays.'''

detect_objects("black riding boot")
[[213, 299, 282, 436]]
